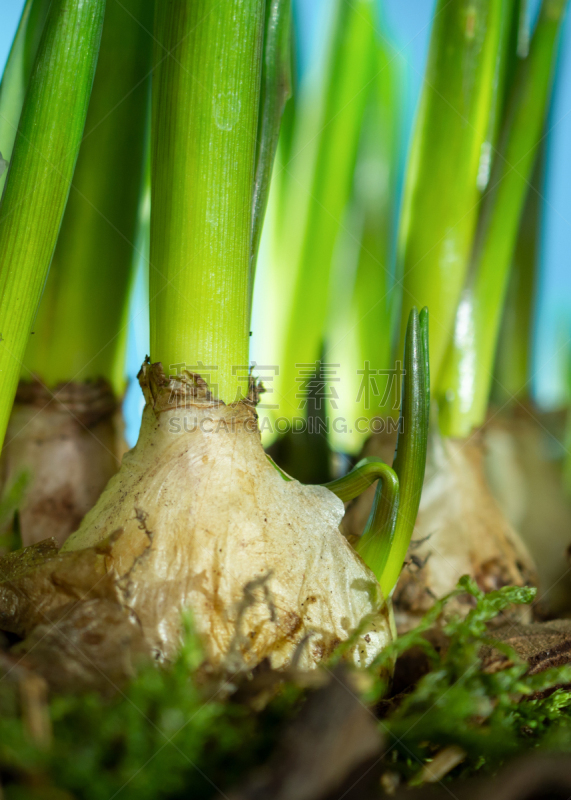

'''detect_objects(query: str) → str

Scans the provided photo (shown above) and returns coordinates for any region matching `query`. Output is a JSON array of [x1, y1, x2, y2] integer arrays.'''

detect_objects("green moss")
[[372, 577, 571, 780], [4, 582, 571, 796], [0, 616, 303, 800]]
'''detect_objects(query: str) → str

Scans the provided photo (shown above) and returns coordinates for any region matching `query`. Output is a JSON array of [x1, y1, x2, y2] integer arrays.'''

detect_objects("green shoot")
[[275, 0, 381, 418], [502, 0, 531, 103], [325, 456, 399, 504], [487, 0, 528, 157], [150, 0, 266, 403], [23, 0, 153, 394], [492, 152, 543, 404], [353, 461, 400, 588], [324, 309, 429, 600], [250, 0, 292, 306], [437, 0, 567, 437], [396, 0, 506, 383], [376, 308, 430, 597], [0, 0, 51, 195], [0, 0, 106, 449], [326, 26, 404, 454]]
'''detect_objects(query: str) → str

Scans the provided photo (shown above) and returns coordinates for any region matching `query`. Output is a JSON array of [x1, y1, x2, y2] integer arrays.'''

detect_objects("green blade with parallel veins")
[[250, 0, 292, 305], [22, 0, 153, 394], [0, 0, 106, 449], [396, 0, 506, 385], [437, 0, 568, 437], [0, 0, 51, 195]]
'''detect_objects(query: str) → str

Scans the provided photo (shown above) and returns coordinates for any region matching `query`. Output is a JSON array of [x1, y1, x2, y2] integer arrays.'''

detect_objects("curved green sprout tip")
[[324, 457, 398, 504], [325, 307, 430, 600], [325, 457, 400, 586]]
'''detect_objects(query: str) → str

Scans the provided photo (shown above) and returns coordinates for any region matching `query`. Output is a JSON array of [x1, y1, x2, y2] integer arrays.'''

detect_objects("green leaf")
[[250, 0, 292, 304], [326, 28, 404, 454], [378, 307, 430, 597], [274, 0, 380, 420], [396, 0, 507, 383], [0, 0, 106, 450], [22, 0, 153, 393], [492, 148, 543, 403], [0, 0, 51, 196], [437, 0, 568, 437]]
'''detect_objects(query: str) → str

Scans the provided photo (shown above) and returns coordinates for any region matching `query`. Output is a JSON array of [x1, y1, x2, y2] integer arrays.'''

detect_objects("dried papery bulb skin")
[[0, 538, 150, 694], [0, 380, 125, 547], [344, 430, 536, 631], [61, 362, 392, 669], [484, 409, 571, 617]]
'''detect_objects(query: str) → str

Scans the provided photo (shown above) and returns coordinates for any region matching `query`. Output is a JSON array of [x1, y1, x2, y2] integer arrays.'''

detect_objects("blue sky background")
[[0, 2, 24, 71], [1, 0, 570, 441]]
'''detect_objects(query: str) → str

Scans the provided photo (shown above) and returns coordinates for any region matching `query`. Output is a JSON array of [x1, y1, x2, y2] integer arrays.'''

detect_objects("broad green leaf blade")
[[23, 0, 153, 393], [0, 0, 51, 195], [250, 0, 292, 300], [437, 0, 567, 437], [0, 0, 106, 449], [396, 0, 506, 384], [150, 0, 265, 403]]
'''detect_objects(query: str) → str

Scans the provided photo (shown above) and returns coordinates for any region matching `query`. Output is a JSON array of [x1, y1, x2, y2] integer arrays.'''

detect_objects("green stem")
[[492, 149, 543, 404], [487, 0, 526, 159], [276, 0, 379, 418], [150, 0, 265, 403], [0, 0, 105, 449], [396, 0, 506, 384], [326, 29, 404, 454], [250, 0, 292, 306], [356, 467, 400, 594], [327, 456, 401, 594], [378, 308, 430, 597], [324, 456, 399, 503], [0, 0, 51, 196], [324, 310, 429, 598], [437, 0, 567, 437], [22, 0, 153, 393]]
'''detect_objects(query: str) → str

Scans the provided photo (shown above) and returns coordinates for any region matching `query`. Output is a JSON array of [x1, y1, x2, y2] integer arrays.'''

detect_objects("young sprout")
[[341, 0, 564, 629], [326, 308, 430, 598]]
